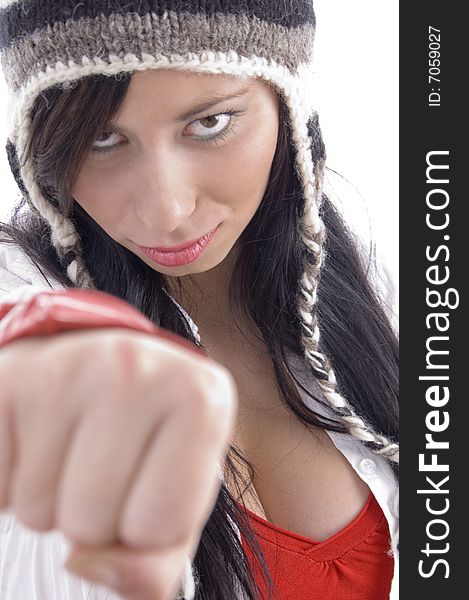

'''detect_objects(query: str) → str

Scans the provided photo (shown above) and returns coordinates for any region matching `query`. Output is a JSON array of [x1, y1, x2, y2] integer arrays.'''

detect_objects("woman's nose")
[[134, 152, 196, 234]]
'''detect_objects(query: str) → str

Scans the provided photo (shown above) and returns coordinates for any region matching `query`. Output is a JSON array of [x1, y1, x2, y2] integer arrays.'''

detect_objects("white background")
[[0, 1, 398, 314]]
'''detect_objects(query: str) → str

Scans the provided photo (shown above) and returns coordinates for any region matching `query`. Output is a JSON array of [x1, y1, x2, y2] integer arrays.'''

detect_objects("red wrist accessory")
[[0, 288, 205, 357]]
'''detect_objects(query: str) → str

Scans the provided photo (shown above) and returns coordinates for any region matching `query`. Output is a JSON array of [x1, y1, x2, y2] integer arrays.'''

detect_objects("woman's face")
[[72, 69, 280, 277]]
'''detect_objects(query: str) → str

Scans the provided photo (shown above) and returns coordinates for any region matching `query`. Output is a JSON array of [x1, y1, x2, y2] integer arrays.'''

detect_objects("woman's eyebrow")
[[106, 85, 252, 131], [175, 85, 251, 122]]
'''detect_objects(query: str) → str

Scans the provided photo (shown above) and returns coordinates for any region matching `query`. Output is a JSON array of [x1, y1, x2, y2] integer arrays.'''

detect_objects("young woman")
[[0, 1, 399, 599]]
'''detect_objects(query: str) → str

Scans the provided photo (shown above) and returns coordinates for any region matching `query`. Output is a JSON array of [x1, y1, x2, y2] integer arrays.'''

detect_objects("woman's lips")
[[137, 226, 219, 267]]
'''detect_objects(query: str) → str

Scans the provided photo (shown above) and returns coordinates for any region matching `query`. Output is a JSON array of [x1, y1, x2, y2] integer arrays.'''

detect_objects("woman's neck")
[[165, 247, 238, 329]]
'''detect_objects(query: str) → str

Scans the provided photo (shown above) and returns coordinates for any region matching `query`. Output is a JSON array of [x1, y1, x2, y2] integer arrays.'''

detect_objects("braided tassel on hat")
[[299, 115, 399, 463]]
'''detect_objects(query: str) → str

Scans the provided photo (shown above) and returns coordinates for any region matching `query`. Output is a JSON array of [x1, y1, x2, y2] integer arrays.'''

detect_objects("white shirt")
[[0, 242, 399, 599]]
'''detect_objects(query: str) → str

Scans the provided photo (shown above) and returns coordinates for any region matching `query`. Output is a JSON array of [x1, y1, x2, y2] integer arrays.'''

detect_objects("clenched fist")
[[0, 327, 238, 599]]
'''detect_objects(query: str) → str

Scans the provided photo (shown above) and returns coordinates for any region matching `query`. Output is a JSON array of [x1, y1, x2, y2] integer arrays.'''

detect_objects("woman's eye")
[[190, 108, 245, 142], [91, 131, 123, 153], [89, 109, 243, 159], [187, 112, 233, 141]]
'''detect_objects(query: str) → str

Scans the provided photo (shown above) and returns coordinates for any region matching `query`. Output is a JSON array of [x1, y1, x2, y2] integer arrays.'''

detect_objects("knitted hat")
[[0, 2, 398, 595]]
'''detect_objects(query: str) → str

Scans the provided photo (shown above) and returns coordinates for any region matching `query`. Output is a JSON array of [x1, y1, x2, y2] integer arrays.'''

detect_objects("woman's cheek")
[[220, 133, 274, 199], [73, 168, 130, 231], [233, 140, 277, 212]]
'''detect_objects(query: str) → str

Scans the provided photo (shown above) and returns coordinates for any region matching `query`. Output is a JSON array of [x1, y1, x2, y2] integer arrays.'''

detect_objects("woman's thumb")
[[64, 542, 192, 600]]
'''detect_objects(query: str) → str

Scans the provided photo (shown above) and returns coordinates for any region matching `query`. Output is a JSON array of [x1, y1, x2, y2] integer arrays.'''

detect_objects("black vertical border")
[[400, 1, 465, 597]]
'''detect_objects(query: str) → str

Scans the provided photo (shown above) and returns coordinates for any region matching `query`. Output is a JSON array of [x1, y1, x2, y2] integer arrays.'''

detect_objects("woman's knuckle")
[[120, 519, 156, 550], [59, 515, 92, 547], [99, 334, 136, 372], [122, 517, 189, 552], [12, 498, 54, 532], [114, 562, 170, 600], [120, 489, 192, 551], [201, 364, 238, 418]]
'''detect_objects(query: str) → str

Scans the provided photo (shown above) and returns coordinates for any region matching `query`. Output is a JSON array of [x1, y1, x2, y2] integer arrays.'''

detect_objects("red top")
[[239, 492, 394, 599]]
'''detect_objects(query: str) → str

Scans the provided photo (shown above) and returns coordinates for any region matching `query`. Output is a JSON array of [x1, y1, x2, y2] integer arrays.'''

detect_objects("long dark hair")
[[0, 73, 399, 599]]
